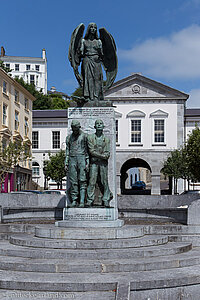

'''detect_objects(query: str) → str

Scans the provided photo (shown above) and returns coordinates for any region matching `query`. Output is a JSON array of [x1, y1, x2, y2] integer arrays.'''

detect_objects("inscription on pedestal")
[[68, 107, 114, 119], [63, 208, 116, 221]]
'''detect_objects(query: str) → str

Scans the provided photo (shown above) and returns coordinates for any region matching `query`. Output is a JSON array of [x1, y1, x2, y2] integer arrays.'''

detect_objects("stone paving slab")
[[131, 284, 200, 300], [9, 233, 169, 249]]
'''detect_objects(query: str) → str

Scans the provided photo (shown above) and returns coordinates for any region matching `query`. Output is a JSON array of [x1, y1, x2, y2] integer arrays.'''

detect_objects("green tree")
[[71, 86, 83, 99], [0, 140, 31, 192], [15, 77, 71, 110], [162, 149, 184, 194], [44, 150, 66, 189], [50, 94, 69, 109], [15, 77, 52, 110], [186, 126, 200, 182], [0, 60, 12, 74]]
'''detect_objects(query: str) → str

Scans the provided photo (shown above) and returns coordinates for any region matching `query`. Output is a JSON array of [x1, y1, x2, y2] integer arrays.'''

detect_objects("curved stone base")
[[35, 224, 144, 239], [55, 219, 124, 228]]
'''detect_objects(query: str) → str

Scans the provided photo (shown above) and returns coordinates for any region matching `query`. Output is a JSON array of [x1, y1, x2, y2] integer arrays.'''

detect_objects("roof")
[[105, 73, 189, 100], [33, 110, 68, 118], [185, 109, 200, 117], [0, 55, 45, 63]]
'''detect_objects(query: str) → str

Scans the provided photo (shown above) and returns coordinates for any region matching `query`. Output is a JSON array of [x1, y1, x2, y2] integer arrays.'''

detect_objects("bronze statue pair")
[[65, 119, 112, 208]]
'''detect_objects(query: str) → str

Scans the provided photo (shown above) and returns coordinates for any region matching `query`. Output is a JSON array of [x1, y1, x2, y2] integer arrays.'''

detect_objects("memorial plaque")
[[63, 208, 116, 221]]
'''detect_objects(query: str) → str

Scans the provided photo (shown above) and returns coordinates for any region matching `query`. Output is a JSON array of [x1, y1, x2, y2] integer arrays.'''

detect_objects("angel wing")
[[68, 23, 85, 87], [99, 28, 118, 90]]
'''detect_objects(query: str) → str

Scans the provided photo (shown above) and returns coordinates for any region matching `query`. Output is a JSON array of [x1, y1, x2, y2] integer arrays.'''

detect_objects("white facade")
[[32, 110, 67, 189], [105, 74, 188, 195], [0, 47, 47, 94]]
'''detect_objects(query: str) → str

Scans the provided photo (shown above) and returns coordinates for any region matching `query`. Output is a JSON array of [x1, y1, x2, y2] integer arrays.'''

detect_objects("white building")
[[32, 74, 200, 195], [0, 47, 47, 94], [32, 110, 67, 189], [105, 73, 188, 195]]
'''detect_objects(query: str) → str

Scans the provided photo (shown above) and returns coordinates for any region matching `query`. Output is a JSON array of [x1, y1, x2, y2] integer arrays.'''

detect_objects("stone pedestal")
[[56, 106, 123, 228], [151, 174, 161, 195]]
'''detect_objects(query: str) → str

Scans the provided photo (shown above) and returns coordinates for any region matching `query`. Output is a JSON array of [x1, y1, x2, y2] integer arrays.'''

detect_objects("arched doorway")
[[120, 158, 152, 195]]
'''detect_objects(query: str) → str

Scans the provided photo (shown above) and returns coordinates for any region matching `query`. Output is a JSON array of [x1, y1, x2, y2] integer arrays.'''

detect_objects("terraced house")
[[0, 67, 35, 192]]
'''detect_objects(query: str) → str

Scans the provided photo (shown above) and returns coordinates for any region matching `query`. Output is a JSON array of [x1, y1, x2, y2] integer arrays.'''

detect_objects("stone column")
[[116, 173, 121, 195], [151, 174, 161, 195]]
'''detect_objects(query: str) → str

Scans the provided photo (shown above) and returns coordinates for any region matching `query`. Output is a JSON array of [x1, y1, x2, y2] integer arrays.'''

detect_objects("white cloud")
[[187, 88, 200, 107], [119, 25, 200, 80]]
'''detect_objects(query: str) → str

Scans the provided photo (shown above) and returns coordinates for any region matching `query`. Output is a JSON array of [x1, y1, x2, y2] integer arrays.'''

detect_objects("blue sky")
[[1, 0, 200, 107]]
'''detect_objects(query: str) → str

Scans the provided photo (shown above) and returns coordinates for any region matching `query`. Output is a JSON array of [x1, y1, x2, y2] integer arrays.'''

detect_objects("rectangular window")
[[2, 138, 7, 150], [131, 120, 141, 143], [32, 162, 40, 176], [35, 65, 40, 71], [116, 119, 119, 143], [2, 103, 7, 125], [15, 64, 19, 71], [32, 131, 39, 149], [24, 118, 28, 136], [6, 63, 10, 69], [25, 98, 28, 110], [3, 81, 7, 94], [30, 75, 35, 85], [15, 111, 19, 131], [154, 119, 165, 143], [52, 131, 60, 149], [15, 89, 19, 103], [26, 65, 30, 71]]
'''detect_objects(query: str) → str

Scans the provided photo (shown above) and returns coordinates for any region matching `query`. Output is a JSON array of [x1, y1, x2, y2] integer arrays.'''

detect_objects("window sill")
[[2, 92, 9, 99], [152, 143, 166, 146], [128, 144, 143, 147], [25, 108, 29, 114], [116, 143, 120, 147], [15, 102, 20, 107]]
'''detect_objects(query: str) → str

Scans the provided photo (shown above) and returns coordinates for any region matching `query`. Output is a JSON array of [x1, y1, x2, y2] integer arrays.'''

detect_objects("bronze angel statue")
[[68, 22, 118, 102]]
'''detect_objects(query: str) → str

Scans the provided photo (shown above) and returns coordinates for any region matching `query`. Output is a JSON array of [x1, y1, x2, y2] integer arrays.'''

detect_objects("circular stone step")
[[0, 290, 115, 300], [1, 264, 200, 292], [35, 224, 145, 239], [9, 234, 168, 249], [0, 248, 199, 273], [0, 241, 192, 260]]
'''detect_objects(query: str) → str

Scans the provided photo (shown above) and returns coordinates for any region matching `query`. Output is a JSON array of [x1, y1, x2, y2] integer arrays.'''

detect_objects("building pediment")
[[150, 109, 169, 118], [105, 73, 189, 101], [126, 110, 146, 118]]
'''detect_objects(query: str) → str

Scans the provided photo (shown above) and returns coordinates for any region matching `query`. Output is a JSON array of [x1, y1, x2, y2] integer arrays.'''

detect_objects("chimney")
[[42, 48, 46, 60], [1, 46, 5, 57]]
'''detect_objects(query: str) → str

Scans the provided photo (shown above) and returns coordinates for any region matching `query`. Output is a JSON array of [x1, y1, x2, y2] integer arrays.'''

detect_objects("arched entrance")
[[120, 158, 152, 195]]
